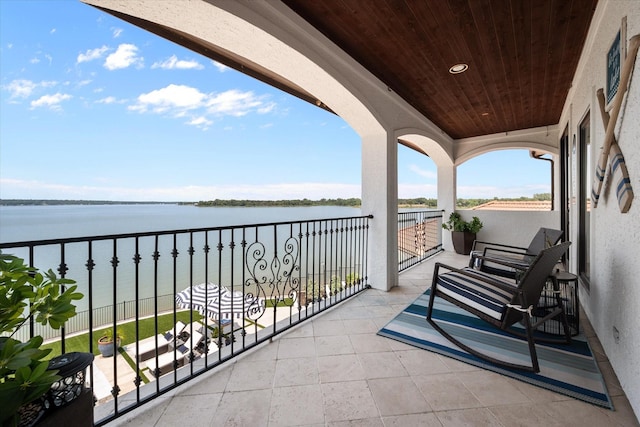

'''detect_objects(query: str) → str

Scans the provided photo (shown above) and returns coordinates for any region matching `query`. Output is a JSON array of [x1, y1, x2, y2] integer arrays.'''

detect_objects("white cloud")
[[398, 183, 438, 199], [129, 84, 205, 114], [206, 89, 264, 117], [104, 44, 142, 70], [128, 85, 275, 123], [151, 55, 204, 70], [2, 79, 55, 99], [4, 79, 37, 98], [50, 28, 56, 34], [0, 179, 361, 202], [30, 93, 72, 111], [96, 96, 117, 104], [77, 45, 109, 64], [408, 164, 437, 180], [212, 61, 229, 72], [187, 116, 213, 129], [257, 103, 276, 114], [112, 27, 123, 38], [457, 184, 549, 199], [30, 57, 40, 64]]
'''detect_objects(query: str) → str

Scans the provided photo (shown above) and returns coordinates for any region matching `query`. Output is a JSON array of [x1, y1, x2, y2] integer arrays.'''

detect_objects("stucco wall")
[[456, 210, 560, 248], [560, 0, 640, 418]]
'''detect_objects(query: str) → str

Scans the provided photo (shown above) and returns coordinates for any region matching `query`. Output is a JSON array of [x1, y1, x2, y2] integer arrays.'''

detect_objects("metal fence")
[[398, 210, 444, 271], [0, 214, 372, 426]]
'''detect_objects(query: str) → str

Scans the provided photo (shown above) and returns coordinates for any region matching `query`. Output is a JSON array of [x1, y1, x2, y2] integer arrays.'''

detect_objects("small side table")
[[535, 270, 580, 336]]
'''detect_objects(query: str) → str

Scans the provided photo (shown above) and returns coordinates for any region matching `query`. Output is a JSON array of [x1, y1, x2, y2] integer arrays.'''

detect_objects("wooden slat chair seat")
[[427, 241, 572, 372]]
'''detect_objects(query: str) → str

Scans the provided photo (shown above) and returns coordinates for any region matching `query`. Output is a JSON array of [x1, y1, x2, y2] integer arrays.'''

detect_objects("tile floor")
[[106, 252, 639, 426]]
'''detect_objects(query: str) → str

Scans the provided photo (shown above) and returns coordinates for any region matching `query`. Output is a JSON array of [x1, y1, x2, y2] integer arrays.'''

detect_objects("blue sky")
[[0, 0, 550, 202]]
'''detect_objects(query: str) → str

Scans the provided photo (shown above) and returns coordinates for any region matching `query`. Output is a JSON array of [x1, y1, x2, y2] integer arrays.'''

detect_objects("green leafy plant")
[[98, 327, 124, 344], [0, 253, 83, 426], [442, 212, 483, 233]]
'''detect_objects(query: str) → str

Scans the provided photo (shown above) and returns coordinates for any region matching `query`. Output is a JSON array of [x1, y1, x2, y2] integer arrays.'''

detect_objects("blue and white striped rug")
[[378, 290, 613, 409]]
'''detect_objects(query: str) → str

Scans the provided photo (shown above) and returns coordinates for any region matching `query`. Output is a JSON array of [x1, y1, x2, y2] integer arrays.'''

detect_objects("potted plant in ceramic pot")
[[97, 327, 123, 358], [442, 212, 483, 255], [0, 253, 83, 426]]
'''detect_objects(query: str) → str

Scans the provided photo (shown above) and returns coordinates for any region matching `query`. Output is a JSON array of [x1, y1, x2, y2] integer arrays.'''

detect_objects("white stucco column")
[[437, 164, 456, 252], [361, 131, 398, 291]]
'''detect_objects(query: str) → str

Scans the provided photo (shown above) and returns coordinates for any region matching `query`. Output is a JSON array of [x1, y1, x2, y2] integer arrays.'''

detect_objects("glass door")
[[578, 112, 591, 288]]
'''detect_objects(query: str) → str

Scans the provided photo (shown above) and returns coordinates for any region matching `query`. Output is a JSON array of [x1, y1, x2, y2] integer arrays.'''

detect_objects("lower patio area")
[[105, 252, 639, 426]]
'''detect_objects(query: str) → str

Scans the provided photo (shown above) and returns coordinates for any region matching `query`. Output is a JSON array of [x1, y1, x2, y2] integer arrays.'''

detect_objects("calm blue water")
[[0, 204, 363, 313], [0, 204, 362, 243]]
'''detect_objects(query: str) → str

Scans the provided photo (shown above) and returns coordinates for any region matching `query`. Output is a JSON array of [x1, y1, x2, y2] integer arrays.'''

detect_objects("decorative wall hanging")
[[596, 88, 634, 212], [591, 34, 639, 212]]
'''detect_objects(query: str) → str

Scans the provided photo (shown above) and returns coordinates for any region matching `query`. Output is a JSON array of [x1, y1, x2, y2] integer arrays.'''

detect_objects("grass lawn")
[[42, 311, 203, 358]]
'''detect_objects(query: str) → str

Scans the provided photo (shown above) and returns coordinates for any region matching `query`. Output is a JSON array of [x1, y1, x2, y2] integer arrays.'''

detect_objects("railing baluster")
[[0, 214, 383, 426]]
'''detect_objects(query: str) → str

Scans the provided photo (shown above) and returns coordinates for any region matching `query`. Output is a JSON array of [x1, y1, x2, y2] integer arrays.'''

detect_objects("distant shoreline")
[[0, 195, 550, 209], [0, 199, 186, 206]]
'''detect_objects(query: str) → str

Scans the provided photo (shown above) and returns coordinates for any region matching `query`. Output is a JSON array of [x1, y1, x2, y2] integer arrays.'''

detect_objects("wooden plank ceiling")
[[282, 0, 598, 139]]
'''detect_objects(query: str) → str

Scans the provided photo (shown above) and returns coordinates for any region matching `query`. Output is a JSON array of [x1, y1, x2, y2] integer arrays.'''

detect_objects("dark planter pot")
[[451, 231, 476, 255]]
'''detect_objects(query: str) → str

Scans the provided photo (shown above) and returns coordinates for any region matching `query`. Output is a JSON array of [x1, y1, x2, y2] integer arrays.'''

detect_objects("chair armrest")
[[472, 240, 528, 252], [483, 247, 530, 258], [474, 254, 530, 272]]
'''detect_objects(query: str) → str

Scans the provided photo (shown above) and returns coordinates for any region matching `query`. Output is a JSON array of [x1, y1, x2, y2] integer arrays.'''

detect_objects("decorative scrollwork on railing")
[[245, 235, 300, 318]]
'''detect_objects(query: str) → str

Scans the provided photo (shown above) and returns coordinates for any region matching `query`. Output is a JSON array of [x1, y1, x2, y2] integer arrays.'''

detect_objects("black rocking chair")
[[427, 241, 571, 372], [469, 227, 564, 279]]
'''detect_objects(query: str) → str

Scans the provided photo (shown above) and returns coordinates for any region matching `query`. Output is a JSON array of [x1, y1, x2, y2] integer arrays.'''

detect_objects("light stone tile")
[[368, 376, 432, 416], [358, 351, 408, 379], [381, 413, 443, 427], [269, 384, 324, 426], [599, 359, 625, 397], [413, 373, 483, 411], [240, 339, 279, 362], [542, 399, 618, 426], [315, 335, 355, 356], [434, 355, 479, 372], [318, 354, 366, 383], [277, 336, 317, 359], [604, 395, 640, 427], [504, 377, 568, 403], [179, 364, 232, 395], [156, 394, 221, 426], [104, 395, 171, 426], [313, 318, 347, 336], [283, 322, 315, 338], [381, 337, 419, 352], [342, 318, 380, 334], [322, 380, 379, 422], [274, 357, 319, 387], [339, 305, 375, 320], [435, 407, 502, 427], [395, 349, 451, 376], [225, 359, 276, 392], [488, 402, 564, 427], [328, 418, 385, 427], [349, 333, 394, 354], [455, 370, 530, 406], [208, 389, 272, 426]]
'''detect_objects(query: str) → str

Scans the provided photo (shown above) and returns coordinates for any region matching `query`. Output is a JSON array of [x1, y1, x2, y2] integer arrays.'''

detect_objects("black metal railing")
[[398, 210, 444, 271], [0, 214, 372, 426]]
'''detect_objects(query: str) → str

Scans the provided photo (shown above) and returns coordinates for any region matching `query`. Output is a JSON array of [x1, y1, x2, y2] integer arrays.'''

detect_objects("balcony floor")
[[107, 252, 639, 426]]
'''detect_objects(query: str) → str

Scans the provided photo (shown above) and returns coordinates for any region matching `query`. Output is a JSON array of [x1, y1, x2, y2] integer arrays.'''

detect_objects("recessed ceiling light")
[[449, 63, 469, 74]]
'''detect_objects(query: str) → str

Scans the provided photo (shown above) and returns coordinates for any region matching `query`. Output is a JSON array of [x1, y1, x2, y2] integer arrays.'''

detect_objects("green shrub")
[[0, 253, 83, 426]]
